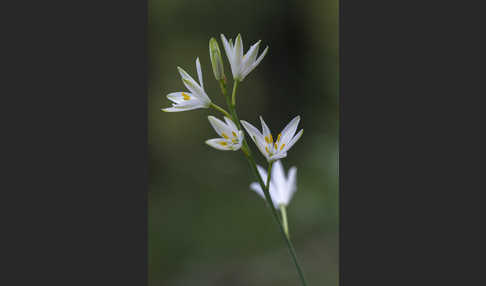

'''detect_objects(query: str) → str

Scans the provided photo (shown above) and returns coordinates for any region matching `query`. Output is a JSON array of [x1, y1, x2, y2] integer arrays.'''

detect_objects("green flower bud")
[[209, 37, 225, 81]]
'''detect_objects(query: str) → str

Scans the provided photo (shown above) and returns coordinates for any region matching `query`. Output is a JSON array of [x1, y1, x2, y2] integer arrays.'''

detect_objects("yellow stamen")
[[265, 146, 270, 154], [280, 143, 286, 151], [276, 133, 282, 143], [265, 136, 270, 144], [232, 138, 238, 144], [232, 131, 237, 137], [274, 143, 278, 149], [182, 92, 190, 100], [269, 134, 273, 143], [219, 141, 228, 146], [221, 133, 229, 139]]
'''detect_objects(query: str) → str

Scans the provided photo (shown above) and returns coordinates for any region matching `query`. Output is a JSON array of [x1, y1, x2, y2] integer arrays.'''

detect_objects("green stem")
[[209, 102, 231, 119], [231, 79, 239, 107], [222, 80, 308, 286], [279, 204, 289, 238]]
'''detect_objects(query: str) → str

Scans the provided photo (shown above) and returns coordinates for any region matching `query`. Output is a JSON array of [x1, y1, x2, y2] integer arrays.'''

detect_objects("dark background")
[[148, 0, 338, 285]]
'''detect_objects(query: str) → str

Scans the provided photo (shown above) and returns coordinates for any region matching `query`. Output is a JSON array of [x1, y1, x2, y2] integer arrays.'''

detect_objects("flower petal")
[[166, 92, 192, 104], [161, 104, 206, 112], [279, 115, 301, 146], [220, 34, 233, 63], [259, 116, 272, 143], [241, 45, 268, 80], [256, 165, 268, 184], [268, 152, 287, 162], [205, 138, 233, 151], [284, 166, 297, 205], [208, 116, 233, 137], [232, 34, 244, 78], [241, 120, 267, 157], [223, 116, 239, 132], [241, 120, 263, 143], [282, 129, 303, 153], [250, 182, 265, 199], [272, 160, 287, 194], [196, 57, 204, 89], [242, 40, 261, 69]]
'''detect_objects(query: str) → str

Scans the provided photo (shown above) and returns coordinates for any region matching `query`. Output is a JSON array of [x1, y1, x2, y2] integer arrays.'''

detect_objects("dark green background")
[[149, 0, 338, 285]]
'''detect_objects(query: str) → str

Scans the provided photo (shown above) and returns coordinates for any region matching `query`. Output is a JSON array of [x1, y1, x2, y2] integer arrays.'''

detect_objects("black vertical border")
[[3, 0, 148, 284]]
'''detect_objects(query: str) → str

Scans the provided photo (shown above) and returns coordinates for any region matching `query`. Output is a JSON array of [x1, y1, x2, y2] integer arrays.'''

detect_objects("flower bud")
[[209, 37, 225, 81]]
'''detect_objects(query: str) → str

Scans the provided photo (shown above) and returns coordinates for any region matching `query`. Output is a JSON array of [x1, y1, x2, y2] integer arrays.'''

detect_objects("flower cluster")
[[162, 33, 304, 236]]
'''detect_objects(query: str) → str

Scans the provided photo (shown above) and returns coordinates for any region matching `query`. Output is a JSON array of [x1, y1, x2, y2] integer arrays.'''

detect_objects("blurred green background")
[[148, 0, 338, 285]]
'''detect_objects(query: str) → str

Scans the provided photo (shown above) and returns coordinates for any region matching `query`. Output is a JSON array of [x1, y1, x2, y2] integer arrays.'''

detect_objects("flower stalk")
[[279, 204, 289, 238], [220, 80, 308, 286], [209, 102, 231, 118]]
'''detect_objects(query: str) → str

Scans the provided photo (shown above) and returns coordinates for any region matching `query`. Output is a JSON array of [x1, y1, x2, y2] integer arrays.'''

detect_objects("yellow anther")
[[265, 146, 270, 154], [232, 138, 238, 144], [280, 143, 286, 151], [221, 133, 229, 139], [232, 131, 237, 137], [269, 134, 273, 143], [265, 136, 270, 144], [276, 133, 282, 143], [274, 143, 278, 149], [182, 92, 191, 100], [219, 141, 228, 146]]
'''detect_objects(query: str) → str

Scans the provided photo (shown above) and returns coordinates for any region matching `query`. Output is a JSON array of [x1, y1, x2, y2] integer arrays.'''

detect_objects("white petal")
[[230, 141, 242, 151], [253, 45, 269, 67], [223, 116, 239, 132], [268, 152, 287, 162], [237, 130, 245, 142], [259, 116, 272, 141], [242, 40, 260, 69], [272, 160, 286, 191], [241, 46, 268, 80], [166, 92, 192, 104], [178, 67, 204, 94], [208, 116, 233, 137], [241, 120, 267, 156], [279, 115, 301, 146], [284, 166, 297, 205], [220, 34, 233, 61], [282, 129, 303, 153], [205, 138, 232, 151], [256, 165, 268, 185], [250, 182, 265, 199], [232, 34, 244, 78], [196, 57, 204, 89], [162, 104, 206, 112], [241, 120, 263, 144]]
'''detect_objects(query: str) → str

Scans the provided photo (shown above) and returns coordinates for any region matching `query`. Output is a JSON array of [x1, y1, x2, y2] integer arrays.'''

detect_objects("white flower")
[[250, 160, 297, 207], [241, 116, 303, 162], [162, 57, 211, 112], [205, 116, 244, 151], [220, 33, 269, 81]]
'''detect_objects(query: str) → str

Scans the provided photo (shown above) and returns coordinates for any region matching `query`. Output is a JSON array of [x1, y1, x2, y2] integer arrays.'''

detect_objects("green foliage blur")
[[149, 0, 338, 285]]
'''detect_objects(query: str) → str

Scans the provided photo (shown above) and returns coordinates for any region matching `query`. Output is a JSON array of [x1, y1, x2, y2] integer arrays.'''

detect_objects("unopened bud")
[[209, 37, 225, 81]]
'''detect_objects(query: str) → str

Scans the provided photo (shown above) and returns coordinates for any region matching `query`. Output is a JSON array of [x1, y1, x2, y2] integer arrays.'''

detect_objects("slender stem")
[[231, 79, 239, 107], [219, 80, 227, 97], [222, 80, 308, 286], [209, 102, 231, 118], [279, 204, 289, 238]]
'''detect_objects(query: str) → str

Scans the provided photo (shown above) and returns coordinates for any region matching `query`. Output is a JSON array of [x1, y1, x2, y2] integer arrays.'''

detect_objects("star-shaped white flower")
[[250, 160, 297, 208], [162, 57, 211, 112], [241, 116, 303, 162], [205, 116, 244, 151], [220, 33, 269, 81]]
